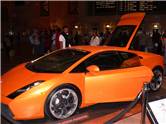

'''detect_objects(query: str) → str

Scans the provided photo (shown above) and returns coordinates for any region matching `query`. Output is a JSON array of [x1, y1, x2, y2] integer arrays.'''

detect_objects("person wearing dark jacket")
[[59, 26, 71, 49], [152, 29, 162, 55]]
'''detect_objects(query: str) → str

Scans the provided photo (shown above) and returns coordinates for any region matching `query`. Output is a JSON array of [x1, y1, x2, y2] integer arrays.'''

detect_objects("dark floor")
[[1, 44, 166, 124]]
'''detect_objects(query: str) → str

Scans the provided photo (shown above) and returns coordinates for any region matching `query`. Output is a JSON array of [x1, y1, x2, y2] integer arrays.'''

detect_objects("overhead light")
[[9, 31, 14, 36], [74, 25, 78, 29], [154, 24, 158, 28], [153, 24, 159, 29], [106, 24, 110, 28]]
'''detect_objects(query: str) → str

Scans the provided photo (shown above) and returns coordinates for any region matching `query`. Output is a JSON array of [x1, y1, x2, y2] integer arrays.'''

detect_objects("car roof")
[[71, 45, 159, 57], [71, 45, 127, 53]]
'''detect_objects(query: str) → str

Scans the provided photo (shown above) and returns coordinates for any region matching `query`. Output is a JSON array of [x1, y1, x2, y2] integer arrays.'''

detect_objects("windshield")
[[106, 25, 136, 47], [26, 49, 90, 73]]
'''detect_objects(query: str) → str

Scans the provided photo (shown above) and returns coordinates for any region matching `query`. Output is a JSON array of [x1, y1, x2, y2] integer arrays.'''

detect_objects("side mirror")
[[86, 65, 100, 73]]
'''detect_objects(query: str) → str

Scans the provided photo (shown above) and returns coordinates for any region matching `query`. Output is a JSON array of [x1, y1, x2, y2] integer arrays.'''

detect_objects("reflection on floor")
[[115, 113, 150, 124]]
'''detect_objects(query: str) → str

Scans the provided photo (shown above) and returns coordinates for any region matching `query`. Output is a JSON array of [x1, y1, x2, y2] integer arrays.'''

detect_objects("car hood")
[[1, 63, 62, 96]]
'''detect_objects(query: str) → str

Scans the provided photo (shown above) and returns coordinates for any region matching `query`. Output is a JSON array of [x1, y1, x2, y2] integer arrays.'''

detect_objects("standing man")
[[152, 29, 162, 55], [137, 28, 147, 51], [59, 26, 71, 49]]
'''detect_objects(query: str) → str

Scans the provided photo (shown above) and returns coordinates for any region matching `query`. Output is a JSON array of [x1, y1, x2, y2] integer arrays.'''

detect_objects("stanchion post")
[[141, 83, 149, 124]]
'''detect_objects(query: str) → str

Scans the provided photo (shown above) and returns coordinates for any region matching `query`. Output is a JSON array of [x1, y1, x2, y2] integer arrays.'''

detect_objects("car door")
[[117, 12, 145, 49], [84, 51, 151, 104]]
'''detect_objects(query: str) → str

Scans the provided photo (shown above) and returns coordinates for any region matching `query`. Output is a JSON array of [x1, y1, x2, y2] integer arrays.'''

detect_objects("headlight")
[[7, 80, 45, 99], [20, 81, 43, 91]]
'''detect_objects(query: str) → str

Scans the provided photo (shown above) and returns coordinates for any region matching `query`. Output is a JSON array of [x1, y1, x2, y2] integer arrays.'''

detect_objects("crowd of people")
[[28, 26, 114, 56], [133, 28, 166, 55], [2, 25, 166, 60]]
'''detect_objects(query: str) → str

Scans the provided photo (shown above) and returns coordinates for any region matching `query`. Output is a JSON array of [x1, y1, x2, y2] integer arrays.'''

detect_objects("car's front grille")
[[1, 103, 14, 118], [1, 103, 18, 124]]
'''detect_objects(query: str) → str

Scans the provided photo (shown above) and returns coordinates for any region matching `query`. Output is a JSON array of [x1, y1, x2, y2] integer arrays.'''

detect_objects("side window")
[[71, 51, 122, 72], [118, 52, 141, 68]]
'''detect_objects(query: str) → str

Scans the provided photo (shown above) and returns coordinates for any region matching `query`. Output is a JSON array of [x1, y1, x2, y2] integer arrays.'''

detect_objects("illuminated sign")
[[92, 1, 166, 15]]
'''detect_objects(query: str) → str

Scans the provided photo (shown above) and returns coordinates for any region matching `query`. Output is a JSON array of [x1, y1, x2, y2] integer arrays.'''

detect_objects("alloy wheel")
[[150, 69, 163, 91], [49, 88, 78, 119]]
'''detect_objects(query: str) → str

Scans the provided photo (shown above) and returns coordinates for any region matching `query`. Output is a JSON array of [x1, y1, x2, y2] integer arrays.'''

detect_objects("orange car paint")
[[0, 46, 155, 120], [117, 12, 145, 50], [1, 12, 164, 120]]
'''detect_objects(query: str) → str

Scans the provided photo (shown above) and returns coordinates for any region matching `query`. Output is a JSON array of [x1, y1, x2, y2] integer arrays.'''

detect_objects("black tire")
[[150, 68, 163, 91], [45, 85, 81, 120]]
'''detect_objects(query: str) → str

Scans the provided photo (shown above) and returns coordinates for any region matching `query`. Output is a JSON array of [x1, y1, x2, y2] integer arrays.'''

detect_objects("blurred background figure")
[[59, 26, 71, 49], [137, 28, 147, 51], [99, 32, 104, 45], [102, 29, 111, 45], [152, 29, 162, 55], [55, 27, 61, 50], [15, 32, 21, 47], [51, 29, 56, 51], [44, 29, 51, 53], [39, 29, 46, 55], [29, 29, 40, 56], [72, 30, 81, 45], [3, 34, 14, 59], [90, 28, 101, 46], [162, 30, 166, 75]]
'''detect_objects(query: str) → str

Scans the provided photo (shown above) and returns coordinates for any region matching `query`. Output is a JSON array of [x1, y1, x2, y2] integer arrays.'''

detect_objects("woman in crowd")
[[90, 28, 101, 46], [29, 29, 40, 56]]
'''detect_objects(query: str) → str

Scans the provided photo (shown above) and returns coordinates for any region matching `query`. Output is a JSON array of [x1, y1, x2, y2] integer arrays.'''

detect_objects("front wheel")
[[150, 68, 163, 91], [45, 87, 79, 119]]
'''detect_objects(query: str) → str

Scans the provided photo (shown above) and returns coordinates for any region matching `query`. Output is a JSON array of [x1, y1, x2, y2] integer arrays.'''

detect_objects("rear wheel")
[[150, 68, 163, 91], [45, 87, 79, 119]]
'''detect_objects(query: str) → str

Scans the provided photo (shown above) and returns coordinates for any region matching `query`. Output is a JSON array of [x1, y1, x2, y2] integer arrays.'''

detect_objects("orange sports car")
[[1, 12, 164, 120], [1, 47, 153, 120]]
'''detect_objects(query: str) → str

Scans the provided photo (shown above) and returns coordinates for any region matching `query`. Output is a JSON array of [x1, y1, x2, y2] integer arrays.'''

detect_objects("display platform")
[[2, 85, 166, 124]]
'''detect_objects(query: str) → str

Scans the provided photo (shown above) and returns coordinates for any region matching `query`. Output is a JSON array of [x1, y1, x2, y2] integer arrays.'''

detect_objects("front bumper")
[[1, 103, 19, 124], [1, 103, 14, 118], [1, 92, 46, 120], [1, 79, 57, 120]]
